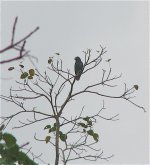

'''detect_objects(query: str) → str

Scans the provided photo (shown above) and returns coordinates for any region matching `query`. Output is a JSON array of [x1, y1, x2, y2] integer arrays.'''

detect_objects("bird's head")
[[74, 56, 81, 62]]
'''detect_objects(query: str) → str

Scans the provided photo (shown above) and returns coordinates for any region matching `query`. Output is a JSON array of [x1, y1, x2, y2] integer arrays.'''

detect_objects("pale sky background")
[[0, 1, 149, 164]]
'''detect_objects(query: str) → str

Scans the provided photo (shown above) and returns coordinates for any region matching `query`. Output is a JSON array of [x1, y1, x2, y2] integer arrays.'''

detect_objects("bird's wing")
[[75, 61, 83, 75]]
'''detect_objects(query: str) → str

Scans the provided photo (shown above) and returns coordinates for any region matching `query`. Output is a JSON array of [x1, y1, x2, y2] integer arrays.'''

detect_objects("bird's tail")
[[75, 75, 80, 80]]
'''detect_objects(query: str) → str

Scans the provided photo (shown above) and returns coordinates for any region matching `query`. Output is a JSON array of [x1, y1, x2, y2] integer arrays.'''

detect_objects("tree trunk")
[[55, 117, 60, 165]]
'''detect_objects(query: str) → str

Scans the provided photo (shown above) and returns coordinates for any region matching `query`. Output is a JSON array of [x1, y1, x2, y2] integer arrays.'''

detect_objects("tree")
[[0, 18, 145, 165]]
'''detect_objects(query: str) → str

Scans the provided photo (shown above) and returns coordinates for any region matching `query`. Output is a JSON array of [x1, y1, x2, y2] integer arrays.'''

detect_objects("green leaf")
[[53, 123, 57, 127], [48, 58, 52, 64], [0, 143, 5, 154], [20, 72, 28, 79], [8, 67, 14, 71], [59, 131, 63, 135], [83, 116, 90, 122], [87, 130, 94, 136], [49, 122, 57, 132], [0, 132, 3, 140], [3, 133, 16, 147], [8, 143, 19, 155], [0, 158, 6, 164], [83, 117, 92, 126], [134, 85, 139, 90], [93, 133, 99, 142], [59, 132, 67, 142], [49, 126, 56, 132], [44, 125, 51, 130], [28, 76, 33, 79], [0, 132, 37, 165], [17, 151, 37, 165], [45, 136, 51, 143], [78, 123, 87, 128], [87, 120, 92, 126], [29, 69, 35, 76]]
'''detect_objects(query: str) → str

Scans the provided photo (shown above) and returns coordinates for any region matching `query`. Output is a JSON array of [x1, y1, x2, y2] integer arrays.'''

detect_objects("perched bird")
[[74, 57, 83, 80]]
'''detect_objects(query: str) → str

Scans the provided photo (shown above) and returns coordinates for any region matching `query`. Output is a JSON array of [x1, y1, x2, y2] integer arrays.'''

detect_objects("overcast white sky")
[[0, 1, 149, 164]]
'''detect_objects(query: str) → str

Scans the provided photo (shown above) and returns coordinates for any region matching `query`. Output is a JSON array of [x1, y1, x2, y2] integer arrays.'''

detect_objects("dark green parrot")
[[74, 57, 83, 80]]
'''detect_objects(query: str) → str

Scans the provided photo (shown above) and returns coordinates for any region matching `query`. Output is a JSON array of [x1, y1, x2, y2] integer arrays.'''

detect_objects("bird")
[[74, 57, 83, 80]]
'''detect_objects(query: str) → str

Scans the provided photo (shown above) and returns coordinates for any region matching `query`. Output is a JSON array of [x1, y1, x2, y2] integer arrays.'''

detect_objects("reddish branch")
[[0, 16, 39, 64]]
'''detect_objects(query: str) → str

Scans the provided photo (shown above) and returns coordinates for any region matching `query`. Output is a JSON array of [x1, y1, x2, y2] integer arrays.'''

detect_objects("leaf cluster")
[[44, 123, 67, 143], [0, 126, 37, 165], [20, 69, 35, 79], [78, 117, 99, 142]]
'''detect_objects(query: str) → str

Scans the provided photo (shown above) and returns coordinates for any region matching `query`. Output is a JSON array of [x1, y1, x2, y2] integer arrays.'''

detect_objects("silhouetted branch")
[[11, 16, 18, 44], [0, 17, 39, 64]]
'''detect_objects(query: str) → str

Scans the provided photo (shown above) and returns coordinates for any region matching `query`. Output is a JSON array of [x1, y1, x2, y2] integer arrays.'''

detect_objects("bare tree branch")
[[0, 17, 39, 64]]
